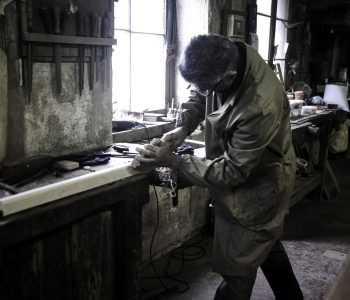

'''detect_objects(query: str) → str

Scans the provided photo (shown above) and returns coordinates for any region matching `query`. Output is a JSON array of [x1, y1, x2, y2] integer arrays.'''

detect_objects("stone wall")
[[3, 1, 112, 163]]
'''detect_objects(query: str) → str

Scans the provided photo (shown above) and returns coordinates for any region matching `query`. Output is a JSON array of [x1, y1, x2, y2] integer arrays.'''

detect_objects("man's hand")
[[161, 126, 188, 151], [132, 138, 180, 171]]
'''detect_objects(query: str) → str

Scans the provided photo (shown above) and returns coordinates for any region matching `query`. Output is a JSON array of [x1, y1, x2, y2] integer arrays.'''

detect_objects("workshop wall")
[[4, 0, 113, 163], [286, 0, 350, 91]]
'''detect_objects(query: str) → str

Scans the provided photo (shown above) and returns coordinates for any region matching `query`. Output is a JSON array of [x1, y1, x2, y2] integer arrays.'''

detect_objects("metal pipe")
[[268, 0, 278, 68]]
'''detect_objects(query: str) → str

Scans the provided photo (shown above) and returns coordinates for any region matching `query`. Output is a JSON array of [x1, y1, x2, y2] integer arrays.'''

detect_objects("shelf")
[[24, 32, 117, 46], [290, 171, 322, 207]]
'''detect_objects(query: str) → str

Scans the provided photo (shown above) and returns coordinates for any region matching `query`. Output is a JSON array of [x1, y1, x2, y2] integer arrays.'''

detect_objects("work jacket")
[[176, 42, 296, 276]]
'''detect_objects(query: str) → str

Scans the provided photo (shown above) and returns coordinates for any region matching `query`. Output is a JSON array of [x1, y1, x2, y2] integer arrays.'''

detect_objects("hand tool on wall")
[[89, 13, 101, 90], [106, 11, 114, 88], [53, 5, 62, 95], [95, 16, 101, 83], [19, 0, 32, 102], [77, 13, 87, 95], [26, 0, 33, 102], [106, 47, 112, 89], [101, 16, 109, 88], [89, 13, 97, 90], [83, 16, 90, 87], [39, 6, 53, 34]]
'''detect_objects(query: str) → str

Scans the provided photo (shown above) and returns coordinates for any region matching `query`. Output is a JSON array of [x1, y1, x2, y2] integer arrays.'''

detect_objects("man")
[[133, 34, 303, 299]]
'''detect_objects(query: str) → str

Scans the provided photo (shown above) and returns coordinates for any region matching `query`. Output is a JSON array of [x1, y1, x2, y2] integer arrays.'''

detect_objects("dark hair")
[[179, 34, 239, 83]]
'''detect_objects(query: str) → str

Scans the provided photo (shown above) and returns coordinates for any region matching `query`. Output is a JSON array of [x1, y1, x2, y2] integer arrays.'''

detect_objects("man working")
[[133, 34, 303, 299]]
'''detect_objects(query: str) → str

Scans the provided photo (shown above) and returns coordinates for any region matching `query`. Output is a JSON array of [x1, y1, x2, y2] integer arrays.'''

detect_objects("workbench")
[[0, 148, 149, 300], [290, 110, 335, 206], [0, 142, 206, 300]]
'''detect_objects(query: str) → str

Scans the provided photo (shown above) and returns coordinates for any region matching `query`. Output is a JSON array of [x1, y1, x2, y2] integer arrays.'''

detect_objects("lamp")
[[323, 84, 349, 112]]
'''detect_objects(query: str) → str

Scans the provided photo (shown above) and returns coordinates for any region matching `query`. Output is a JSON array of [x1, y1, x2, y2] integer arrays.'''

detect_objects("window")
[[256, 0, 272, 62], [113, 0, 166, 116], [257, 0, 289, 81]]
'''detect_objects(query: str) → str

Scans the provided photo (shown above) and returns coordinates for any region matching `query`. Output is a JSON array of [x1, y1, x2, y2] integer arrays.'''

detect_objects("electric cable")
[[132, 121, 151, 142], [142, 186, 192, 296], [142, 185, 210, 297], [147, 185, 172, 291]]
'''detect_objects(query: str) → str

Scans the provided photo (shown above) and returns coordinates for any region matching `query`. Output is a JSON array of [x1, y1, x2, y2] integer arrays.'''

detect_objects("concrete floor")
[[141, 155, 350, 300]]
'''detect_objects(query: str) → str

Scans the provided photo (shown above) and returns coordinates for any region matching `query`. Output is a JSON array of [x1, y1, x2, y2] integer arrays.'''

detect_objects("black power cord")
[[142, 185, 209, 298]]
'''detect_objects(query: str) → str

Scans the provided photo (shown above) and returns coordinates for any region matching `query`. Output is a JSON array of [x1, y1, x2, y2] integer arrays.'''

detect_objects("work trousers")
[[214, 240, 304, 300]]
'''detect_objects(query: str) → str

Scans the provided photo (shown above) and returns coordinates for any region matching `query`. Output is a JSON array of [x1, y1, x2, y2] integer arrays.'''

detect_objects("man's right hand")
[[161, 126, 188, 151]]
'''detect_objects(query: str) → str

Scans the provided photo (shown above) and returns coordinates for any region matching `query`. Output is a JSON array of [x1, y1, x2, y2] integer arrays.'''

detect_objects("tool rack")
[[18, 0, 117, 98], [23, 32, 117, 46]]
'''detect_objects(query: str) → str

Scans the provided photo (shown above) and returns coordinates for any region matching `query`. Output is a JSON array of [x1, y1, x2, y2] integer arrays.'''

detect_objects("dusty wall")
[[6, 62, 112, 159], [3, 1, 112, 163]]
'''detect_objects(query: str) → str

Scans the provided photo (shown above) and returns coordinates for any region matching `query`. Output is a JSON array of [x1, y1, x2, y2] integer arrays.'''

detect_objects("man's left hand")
[[132, 139, 179, 170]]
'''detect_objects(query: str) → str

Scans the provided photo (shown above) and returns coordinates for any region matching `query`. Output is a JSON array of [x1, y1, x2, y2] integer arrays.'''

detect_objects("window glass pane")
[[277, 0, 289, 19], [257, 15, 270, 61], [130, 33, 165, 112], [274, 21, 288, 80], [275, 20, 287, 59], [131, 0, 165, 34], [113, 30, 131, 112], [113, 0, 166, 115], [115, 0, 130, 30], [257, 0, 272, 15]]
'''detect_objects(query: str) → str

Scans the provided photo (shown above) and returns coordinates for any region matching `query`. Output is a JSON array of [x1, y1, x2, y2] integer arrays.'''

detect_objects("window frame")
[[257, 0, 289, 84], [113, 0, 173, 115]]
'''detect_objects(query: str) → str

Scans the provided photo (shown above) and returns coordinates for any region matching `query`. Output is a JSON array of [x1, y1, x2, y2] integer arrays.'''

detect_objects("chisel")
[[95, 16, 101, 83], [101, 16, 109, 89], [77, 13, 87, 96], [39, 6, 53, 34], [89, 13, 97, 90], [53, 5, 62, 95], [106, 11, 113, 88], [27, 0, 33, 102], [90, 13, 100, 89]]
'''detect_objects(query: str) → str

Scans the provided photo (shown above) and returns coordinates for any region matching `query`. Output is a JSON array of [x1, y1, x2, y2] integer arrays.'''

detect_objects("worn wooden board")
[[1, 228, 73, 299], [0, 159, 138, 217], [71, 211, 114, 299], [0, 175, 148, 300]]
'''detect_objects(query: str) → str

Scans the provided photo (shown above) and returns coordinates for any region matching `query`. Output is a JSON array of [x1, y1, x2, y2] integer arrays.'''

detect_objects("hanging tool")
[[53, 5, 62, 95], [39, 6, 53, 34], [77, 13, 87, 95], [95, 15, 101, 83], [26, 0, 33, 102], [89, 13, 97, 90], [101, 16, 109, 88], [106, 11, 113, 88], [89, 14, 97, 91], [20, 0, 33, 102]]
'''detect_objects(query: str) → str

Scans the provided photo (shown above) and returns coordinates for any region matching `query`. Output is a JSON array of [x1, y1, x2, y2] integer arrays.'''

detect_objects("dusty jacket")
[[176, 42, 296, 276]]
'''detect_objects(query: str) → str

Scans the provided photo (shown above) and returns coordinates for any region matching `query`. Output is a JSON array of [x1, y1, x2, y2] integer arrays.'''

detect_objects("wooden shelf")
[[24, 32, 117, 46], [290, 171, 322, 207]]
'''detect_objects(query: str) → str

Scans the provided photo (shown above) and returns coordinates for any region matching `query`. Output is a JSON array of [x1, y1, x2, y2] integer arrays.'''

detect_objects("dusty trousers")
[[214, 240, 304, 300]]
